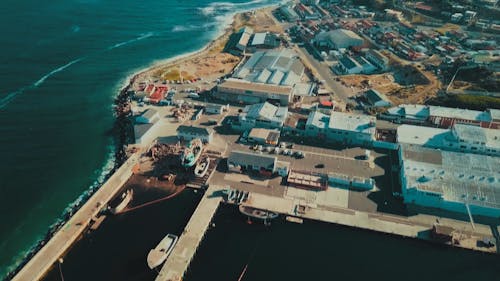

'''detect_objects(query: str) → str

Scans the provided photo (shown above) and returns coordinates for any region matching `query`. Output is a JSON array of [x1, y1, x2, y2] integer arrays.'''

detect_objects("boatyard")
[[10, 1, 500, 281]]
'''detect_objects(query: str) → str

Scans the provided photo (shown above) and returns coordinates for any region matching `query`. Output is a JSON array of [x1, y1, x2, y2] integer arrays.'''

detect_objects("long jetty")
[[12, 153, 140, 281], [155, 185, 223, 281]]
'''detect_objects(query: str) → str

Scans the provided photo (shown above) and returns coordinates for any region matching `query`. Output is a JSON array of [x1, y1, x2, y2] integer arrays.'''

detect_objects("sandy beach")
[[118, 6, 283, 94]]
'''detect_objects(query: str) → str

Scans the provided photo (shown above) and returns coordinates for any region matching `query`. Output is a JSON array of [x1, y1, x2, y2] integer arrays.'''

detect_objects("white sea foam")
[[198, 0, 268, 16], [0, 57, 85, 110], [172, 22, 217, 32], [0, 90, 23, 109], [34, 57, 84, 87], [107, 32, 154, 50]]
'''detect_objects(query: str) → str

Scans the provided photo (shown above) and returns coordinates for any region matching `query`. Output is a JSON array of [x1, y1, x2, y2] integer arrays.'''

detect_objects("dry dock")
[[155, 185, 223, 281], [12, 153, 140, 281]]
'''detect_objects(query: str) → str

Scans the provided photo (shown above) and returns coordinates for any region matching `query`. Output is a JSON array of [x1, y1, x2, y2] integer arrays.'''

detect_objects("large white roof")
[[453, 124, 500, 149], [329, 111, 375, 134], [429, 106, 491, 122], [402, 145, 500, 209], [397, 124, 450, 146]]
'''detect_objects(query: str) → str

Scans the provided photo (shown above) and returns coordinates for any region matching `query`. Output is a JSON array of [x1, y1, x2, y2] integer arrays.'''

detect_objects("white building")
[[247, 128, 280, 145], [305, 111, 376, 146], [134, 108, 160, 144], [217, 78, 293, 105], [204, 103, 228, 115], [364, 49, 389, 71], [134, 123, 159, 145], [135, 108, 160, 124], [233, 102, 288, 131], [397, 124, 500, 156], [176, 125, 214, 144], [228, 150, 289, 177], [384, 104, 500, 128], [399, 144, 500, 218], [314, 29, 364, 50], [233, 49, 305, 86]]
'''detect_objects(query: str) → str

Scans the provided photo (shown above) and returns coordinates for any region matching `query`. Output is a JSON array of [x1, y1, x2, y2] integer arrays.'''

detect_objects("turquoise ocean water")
[[0, 0, 280, 276]]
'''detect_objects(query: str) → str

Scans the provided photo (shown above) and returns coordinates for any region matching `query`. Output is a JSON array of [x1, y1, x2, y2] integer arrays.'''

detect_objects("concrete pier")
[[241, 191, 497, 253], [12, 153, 140, 281], [155, 185, 223, 281]]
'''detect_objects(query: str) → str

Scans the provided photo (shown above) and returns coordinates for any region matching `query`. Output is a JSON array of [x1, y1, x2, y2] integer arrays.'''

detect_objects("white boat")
[[180, 138, 203, 168], [147, 234, 178, 269], [194, 157, 210, 178], [110, 189, 133, 214]]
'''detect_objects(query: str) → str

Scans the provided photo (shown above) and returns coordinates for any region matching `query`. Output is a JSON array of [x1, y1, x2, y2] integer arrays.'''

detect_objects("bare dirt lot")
[[339, 55, 441, 105]]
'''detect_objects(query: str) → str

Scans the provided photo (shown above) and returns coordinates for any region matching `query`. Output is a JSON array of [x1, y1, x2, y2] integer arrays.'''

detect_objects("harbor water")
[[0, 0, 279, 277], [42, 199, 500, 281]]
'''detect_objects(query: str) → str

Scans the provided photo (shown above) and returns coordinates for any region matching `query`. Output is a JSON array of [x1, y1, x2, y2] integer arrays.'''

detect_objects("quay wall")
[[12, 153, 139, 281]]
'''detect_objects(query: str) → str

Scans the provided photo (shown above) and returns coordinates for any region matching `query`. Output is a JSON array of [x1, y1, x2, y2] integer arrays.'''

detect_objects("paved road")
[[294, 46, 352, 103]]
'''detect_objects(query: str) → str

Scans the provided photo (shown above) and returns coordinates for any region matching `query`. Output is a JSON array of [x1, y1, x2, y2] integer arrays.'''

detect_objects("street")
[[294, 46, 352, 103]]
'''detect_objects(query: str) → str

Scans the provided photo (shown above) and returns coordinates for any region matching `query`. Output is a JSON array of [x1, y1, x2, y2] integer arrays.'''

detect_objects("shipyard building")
[[233, 49, 305, 86], [399, 144, 500, 218], [384, 104, 500, 129], [304, 111, 376, 146], [217, 78, 293, 105], [397, 123, 500, 156], [314, 29, 364, 50], [232, 102, 288, 131]]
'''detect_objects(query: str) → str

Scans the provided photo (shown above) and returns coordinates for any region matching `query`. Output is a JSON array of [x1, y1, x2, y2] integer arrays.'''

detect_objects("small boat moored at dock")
[[110, 189, 133, 214], [180, 138, 203, 168], [194, 156, 210, 178], [147, 234, 178, 269], [239, 205, 279, 220]]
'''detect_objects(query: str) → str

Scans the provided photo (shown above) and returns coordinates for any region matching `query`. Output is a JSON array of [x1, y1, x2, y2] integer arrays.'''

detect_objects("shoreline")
[[3, 4, 278, 280]]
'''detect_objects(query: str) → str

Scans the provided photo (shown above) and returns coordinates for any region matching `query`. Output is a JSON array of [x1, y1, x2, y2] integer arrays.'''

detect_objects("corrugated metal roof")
[[401, 144, 500, 209], [228, 150, 276, 169]]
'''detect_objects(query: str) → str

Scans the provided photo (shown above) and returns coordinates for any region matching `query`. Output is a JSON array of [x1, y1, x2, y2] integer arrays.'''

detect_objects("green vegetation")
[[428, 94, 500, 111]]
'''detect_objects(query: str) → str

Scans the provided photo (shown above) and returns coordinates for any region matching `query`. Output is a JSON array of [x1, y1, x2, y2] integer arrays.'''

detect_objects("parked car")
[[315, 163, 325, 168], [294, 151, 304, 159]]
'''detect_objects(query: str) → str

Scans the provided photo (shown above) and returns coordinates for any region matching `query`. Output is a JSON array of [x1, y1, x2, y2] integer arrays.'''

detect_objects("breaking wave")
[[0, 32, 155, 110], [171, 22, 217, 32], [107, 32, 154, 50], [198, 0, 268, 17], [0, 57, 85, 110]]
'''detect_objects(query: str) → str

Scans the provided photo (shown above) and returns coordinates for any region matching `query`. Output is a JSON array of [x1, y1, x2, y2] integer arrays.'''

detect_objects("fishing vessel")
[[147, 234, 178, 269], [180, 138, 203, 168], [194, 156, 210, 177], [239, 205, 279, 220]]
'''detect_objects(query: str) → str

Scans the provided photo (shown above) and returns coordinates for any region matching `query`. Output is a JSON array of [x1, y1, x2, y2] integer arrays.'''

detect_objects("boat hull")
[[147, 234, 178, 269], [239, 205, 279, 220]]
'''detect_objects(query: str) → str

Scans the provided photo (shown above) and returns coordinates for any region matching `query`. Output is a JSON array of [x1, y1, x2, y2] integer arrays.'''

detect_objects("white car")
[[257, 145, 263, 151], [279, 142, 286, 148]]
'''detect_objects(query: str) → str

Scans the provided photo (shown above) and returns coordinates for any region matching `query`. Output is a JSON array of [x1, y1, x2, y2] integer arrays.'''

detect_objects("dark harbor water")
[[0, 0, 279, 277], [42, 197, 500, 281], [42, 189, 202, 281]]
